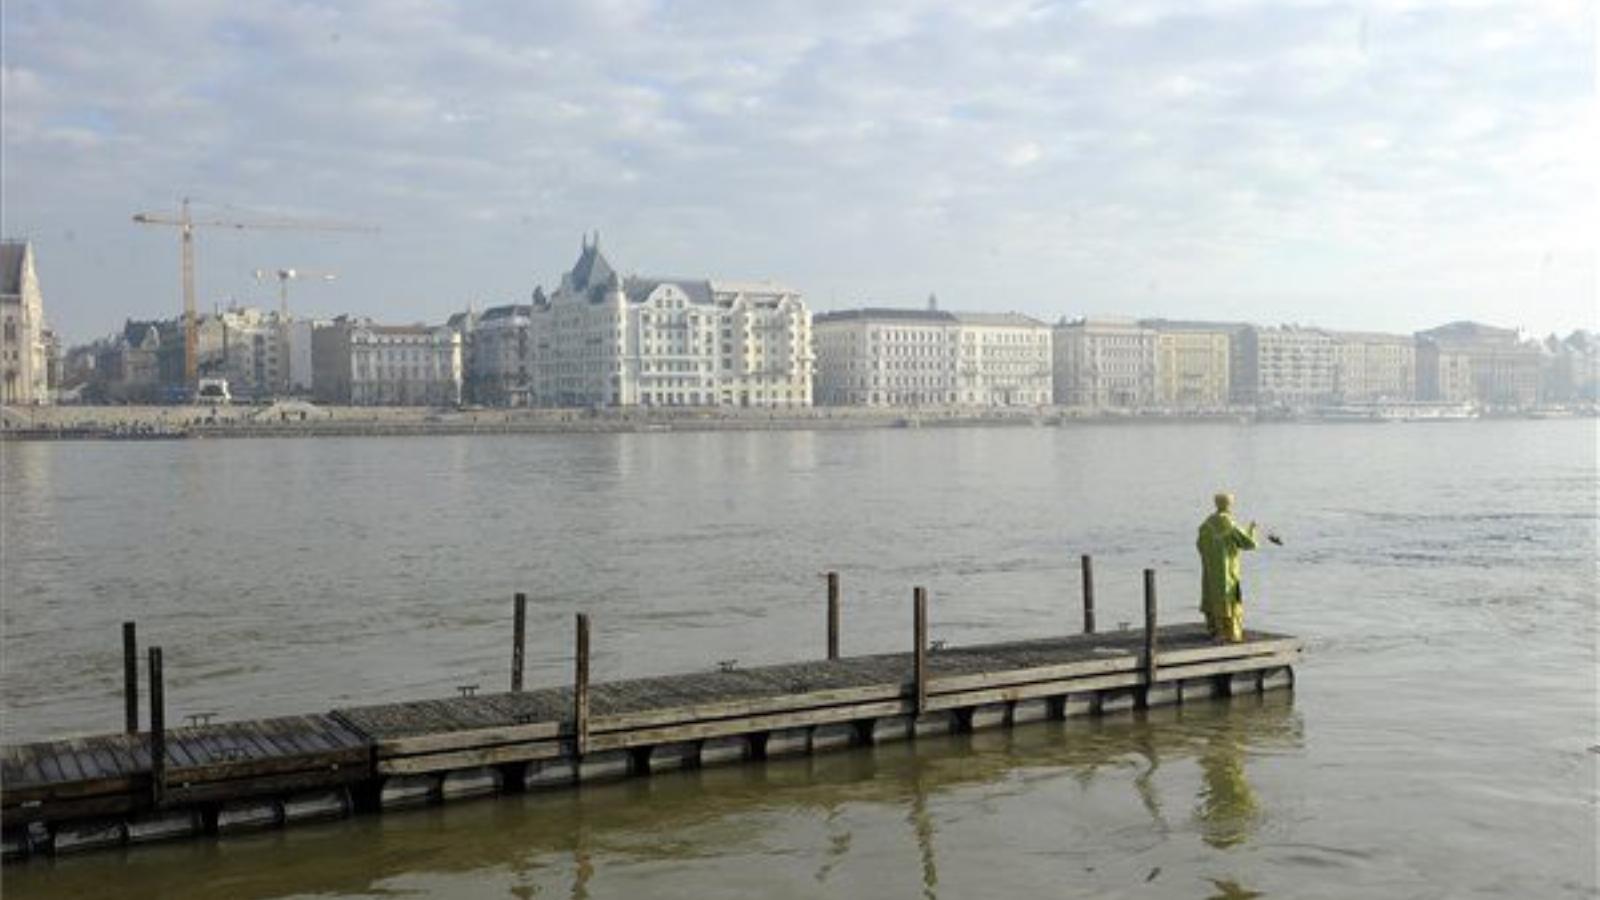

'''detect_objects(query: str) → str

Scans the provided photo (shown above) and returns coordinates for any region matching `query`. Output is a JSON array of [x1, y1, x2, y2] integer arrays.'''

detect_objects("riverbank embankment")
[[0, 403, 1251, 440]]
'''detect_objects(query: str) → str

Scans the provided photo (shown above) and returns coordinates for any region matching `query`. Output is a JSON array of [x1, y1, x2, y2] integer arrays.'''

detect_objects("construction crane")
[[253, 268, 337, 320], [132, 198, 376, 388]]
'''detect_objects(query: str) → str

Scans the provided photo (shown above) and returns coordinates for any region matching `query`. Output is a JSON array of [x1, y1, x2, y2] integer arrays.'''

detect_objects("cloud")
[[0, 0, 1592, 342], [1003, 141, 1044, 168]]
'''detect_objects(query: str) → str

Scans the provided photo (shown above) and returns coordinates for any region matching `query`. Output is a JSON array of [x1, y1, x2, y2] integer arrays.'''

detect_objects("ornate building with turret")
[[1, 241, 52, 404], [528, 234, 813, 408]]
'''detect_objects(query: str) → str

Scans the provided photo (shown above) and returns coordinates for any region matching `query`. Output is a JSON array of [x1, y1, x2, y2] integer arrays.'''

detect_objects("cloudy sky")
[[2, 0, 1593, 343]]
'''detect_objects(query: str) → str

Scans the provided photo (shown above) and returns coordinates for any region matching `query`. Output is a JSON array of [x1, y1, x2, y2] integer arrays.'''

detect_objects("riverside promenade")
[[0, 403, 1251, 440]]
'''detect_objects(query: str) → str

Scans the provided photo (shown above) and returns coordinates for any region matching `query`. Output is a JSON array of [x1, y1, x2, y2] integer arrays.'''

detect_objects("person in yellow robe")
[[1197, 492, 1259, 643]]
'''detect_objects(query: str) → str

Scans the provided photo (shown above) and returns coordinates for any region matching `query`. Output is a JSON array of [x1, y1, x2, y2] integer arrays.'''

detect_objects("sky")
[[1, 0, 1594, 345]]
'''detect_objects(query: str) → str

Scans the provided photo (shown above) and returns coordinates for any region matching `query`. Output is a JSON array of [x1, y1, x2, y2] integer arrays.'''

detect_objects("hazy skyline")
[[2, 0, 1593, 344]]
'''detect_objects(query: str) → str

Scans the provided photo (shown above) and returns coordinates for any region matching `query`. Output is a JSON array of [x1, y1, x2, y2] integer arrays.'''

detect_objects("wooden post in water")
[[1081, 554, 1096, 634], [826, 572, 841, 661], [511, 592, 527, 693], [148, 646, 166, 806], [122, 621, 139, 734], [1142, 569, 1158, 690], [913, 587, 928, 716], [574, 613, 590, 756]]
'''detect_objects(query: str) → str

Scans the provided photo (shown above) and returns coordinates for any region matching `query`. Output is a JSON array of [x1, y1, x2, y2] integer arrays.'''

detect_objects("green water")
[[2, 420, 1594, 897]]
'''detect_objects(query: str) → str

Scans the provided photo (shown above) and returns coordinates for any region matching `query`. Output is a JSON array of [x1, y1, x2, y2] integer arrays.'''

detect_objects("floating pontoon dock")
[[2, 564, 1301, 860]]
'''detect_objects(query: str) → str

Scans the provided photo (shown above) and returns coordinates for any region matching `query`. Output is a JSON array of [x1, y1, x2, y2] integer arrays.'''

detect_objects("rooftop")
[[0, 241, 29, 297], [1415, 320, 1520, 344], [814, 308, 957, 325], [951, 311, 1048, 328], [1137, 318, 1252, 333]]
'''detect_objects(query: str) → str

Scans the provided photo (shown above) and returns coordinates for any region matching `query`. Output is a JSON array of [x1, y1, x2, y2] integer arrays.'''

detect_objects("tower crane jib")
[[131, 199, 376, 389]]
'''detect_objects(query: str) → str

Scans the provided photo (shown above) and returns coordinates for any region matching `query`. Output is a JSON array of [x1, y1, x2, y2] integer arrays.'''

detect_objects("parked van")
[[196, 378, 232, 405]]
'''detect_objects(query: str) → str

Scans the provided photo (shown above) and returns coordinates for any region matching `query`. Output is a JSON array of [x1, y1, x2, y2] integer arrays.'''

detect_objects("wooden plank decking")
[[1, 715, 369, 826], [330, 624, 1299, 774], [1, 623, 1301, 845]]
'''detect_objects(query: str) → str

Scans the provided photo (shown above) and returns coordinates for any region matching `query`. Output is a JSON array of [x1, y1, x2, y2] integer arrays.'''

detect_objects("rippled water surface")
[[2, 421, 1595, 898]]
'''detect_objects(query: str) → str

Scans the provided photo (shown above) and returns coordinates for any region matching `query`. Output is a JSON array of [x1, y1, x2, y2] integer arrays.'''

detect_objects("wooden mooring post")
[[1142, 569, 1159, 690], [826, 572, 841, 661], [913, 587, 928, 716], [574, 613, 590, 756], [511, 593, 527, 693], [1081, 554, 1096, 634], [122, 621, 138, 734], [147, 646, 166, 806]]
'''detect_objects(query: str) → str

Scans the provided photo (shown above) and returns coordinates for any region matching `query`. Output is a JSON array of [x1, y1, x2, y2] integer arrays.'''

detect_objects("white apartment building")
[[1331, 331, 1415, 402], [814, 309, 959, 406], [1052, 317, 1156, 408], [1415, 321, 1541, 408], [813, 308, 1052, 407], [1232, 326, 1339, 407], [954, 313, 1052, 405], [1, 241, 51, 404], [1140, 320, 1236, 409], [211, 306, 289, 400], [468, 304, 532, 406], [529, 235, 812, 408], [312, 317, 463, 406], [286, 318, 324, 395]]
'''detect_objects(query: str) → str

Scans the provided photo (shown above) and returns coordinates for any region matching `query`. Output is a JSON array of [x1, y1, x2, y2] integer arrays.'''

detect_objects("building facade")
[[1140, 321, 1234, 409], [813, 308, 1051, 407], [210, 307, 289, 401], [1231, 326, 1339, 407], [1, 241, 51, 404], [1541, 331, 1599, 403], [285, 318, 323, 395], [312, 317, 463, 406], [529, 235, 813, 408], [1331, 331, 1415, 402], [1415, 321, 1541, 409], [467, 304, 532, 406], [953, 313, 1052, 406], [88, 320, 167, 403], [814, 309, 959, 406], [1052, 318, 1156, 408], [1415, 342, 1474, 404]]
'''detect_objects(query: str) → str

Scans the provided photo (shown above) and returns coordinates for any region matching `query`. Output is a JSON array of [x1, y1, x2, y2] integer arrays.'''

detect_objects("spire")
[[568, 231, 617, 293]]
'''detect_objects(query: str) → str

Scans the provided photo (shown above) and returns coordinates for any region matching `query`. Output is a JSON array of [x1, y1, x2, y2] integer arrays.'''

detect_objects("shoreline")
[[0, 403, 1586, 441]]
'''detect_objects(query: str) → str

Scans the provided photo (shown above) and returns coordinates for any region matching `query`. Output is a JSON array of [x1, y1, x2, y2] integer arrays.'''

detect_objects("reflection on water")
[[1207, 877, 1266, 900], [3, 694, 1298, 899], [907, 752, 940, 900], [1196, 712, 1262, 850]]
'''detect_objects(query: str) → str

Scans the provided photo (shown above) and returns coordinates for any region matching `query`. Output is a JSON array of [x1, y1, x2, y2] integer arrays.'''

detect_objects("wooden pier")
[[1, 566, 1301, 861]]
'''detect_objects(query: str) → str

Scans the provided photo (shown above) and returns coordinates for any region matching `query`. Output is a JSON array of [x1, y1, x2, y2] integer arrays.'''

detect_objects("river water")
[[1, 420, 1594, 898]]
